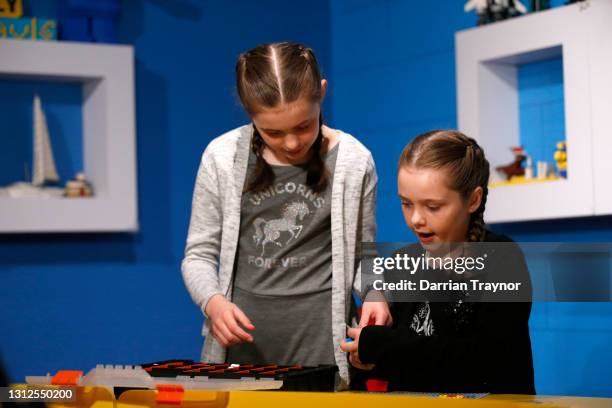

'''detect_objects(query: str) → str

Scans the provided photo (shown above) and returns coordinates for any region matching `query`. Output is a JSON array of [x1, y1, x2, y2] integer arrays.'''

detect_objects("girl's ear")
[[468, 186, 483, 214], [320, 79, 328, 102]]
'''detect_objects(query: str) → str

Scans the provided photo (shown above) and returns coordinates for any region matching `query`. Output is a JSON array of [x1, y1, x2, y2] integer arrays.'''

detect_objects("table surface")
[[224, 391, 612, 408], [15, 385, 612, 408]]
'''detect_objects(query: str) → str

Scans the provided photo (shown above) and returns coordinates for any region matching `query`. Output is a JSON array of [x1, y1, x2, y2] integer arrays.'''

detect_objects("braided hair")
[[236, 42, 329, 193], [399, 130, 490, 242]]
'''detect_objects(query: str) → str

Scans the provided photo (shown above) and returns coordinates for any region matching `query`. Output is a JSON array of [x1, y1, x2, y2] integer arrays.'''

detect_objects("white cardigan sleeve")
[[352, 152, 378, 296], [181, 147, 224, 315]]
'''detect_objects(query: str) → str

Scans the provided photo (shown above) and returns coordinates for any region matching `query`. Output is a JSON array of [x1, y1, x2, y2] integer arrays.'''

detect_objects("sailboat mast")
[[32, 94, 59, 186]]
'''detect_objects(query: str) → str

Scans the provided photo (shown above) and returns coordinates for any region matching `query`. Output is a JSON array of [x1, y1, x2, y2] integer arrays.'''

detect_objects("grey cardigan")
[[181, 124, 377, 387]]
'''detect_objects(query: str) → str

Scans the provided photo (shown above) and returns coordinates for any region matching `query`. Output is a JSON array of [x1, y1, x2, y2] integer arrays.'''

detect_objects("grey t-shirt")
[[226, 144, 338, 366]]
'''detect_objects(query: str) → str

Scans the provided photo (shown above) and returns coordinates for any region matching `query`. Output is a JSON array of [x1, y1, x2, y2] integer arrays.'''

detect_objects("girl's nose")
[[284, 134, 300, 151], [411, 208, 425, 227]]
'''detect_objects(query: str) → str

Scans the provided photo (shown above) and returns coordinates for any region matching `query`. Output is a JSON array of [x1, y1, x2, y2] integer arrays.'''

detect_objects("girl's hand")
[[340, 327, 375, 371], [359, 293, 393, 327], [204, 294, 255, 347]]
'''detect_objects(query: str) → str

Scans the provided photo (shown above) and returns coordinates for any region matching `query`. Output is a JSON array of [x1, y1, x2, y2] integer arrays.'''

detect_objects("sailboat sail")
[[32, 94, 59, 186]]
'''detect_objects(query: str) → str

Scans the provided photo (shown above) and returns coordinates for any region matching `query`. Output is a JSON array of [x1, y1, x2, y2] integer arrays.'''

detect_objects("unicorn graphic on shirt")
[[253, 201, 310, 256]]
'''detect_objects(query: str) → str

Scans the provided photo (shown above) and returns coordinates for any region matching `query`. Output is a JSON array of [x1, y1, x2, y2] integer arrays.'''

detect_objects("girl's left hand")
[[340, 327, 375, 371]]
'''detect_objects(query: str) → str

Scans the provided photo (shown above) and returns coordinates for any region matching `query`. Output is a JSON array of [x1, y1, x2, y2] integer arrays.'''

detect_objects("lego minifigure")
[[554, 141, 567, 178]]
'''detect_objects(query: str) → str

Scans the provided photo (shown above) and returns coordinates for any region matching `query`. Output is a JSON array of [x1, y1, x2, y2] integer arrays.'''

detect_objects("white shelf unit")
[[0, 39, 138, 233], [455, 0, 612, 223]]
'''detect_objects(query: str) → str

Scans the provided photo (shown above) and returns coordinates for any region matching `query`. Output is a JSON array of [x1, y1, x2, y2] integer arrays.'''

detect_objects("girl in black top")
[[341, 130, 535, 394]]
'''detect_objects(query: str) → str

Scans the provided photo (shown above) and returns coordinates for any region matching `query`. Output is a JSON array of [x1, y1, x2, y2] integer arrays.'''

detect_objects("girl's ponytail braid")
[[465, 140, 488, 242]]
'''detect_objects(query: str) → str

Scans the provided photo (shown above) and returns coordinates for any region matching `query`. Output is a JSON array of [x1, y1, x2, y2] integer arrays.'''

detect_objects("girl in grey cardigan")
[[181, 42, 390, 388]]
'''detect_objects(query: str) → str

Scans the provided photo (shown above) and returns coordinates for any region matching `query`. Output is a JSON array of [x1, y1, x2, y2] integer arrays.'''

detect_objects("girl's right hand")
[[204, 294, 255, 347], [359, 291, 393, 327]]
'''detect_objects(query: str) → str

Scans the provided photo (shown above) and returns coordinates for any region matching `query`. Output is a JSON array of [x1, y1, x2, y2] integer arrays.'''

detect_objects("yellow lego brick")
[[0, 0, 22, 18]]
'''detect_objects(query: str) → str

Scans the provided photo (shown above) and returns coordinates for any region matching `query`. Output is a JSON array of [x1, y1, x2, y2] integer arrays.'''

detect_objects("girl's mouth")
[[417, 232, 435, 243]]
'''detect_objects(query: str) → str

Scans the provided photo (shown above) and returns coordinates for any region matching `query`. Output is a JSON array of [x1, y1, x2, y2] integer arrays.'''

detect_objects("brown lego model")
[[496, 147, 526, 181]]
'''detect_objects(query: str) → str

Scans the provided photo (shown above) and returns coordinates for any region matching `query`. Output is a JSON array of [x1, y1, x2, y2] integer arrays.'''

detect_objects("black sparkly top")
[[357, 231, 536, 395]]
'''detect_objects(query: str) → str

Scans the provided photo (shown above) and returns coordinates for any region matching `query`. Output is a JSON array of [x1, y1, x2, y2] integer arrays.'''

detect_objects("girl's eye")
[[266, 131, 282, 137], [401, 202, 413, 208], [297, 123, 311, 131], [427, 206, 440, 211]]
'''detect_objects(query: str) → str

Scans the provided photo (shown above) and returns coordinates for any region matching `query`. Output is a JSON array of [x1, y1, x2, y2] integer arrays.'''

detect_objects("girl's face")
[[251, 81, 327, 165], [398, 166, 482, 247]]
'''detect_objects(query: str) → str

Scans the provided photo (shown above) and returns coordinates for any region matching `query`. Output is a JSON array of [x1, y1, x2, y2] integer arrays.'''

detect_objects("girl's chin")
[[419, 239, 454, 254], [283, 150, 310, 164]]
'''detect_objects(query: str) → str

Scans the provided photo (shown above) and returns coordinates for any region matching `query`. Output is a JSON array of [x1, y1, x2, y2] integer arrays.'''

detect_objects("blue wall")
[[2, 0, 611, 398], [519, 57, 565, 166], [0, 0, 331, 383], [330, 0, 612, 398], [0, 81, 83, 185]]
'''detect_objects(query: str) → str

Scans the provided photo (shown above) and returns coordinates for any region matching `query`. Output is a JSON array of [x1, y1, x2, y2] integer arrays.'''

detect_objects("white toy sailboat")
[[32, 94, 60, 186], [0, 95, 64, 198]]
